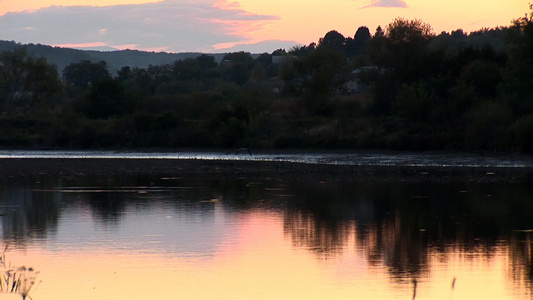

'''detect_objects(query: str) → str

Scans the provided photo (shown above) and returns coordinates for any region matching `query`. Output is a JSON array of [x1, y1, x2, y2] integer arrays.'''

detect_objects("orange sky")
[[7, 211, 527, 300], [232, 0, 528, 43], [0, 0, 529, 52]]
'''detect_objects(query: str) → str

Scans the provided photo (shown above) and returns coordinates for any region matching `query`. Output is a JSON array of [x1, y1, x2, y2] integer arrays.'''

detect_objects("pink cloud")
[[53, 42, 109, 48], [362, 0, 408, 8], [0, 0, 281, 52]]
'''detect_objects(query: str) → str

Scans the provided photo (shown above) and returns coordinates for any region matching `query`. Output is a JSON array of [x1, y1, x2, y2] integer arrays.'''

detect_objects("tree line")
[[0, 8, 532, 153]]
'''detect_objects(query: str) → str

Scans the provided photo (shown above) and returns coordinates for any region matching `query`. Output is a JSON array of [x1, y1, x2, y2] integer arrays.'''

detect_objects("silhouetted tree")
[[386, 18, 435, 81], [116, 66, 133, 81], [84, 78, 127, 119], [271, 48, 287, 56], [452, 29, 467, 39], [319, 30, 346, 52], [196, 54, 217, 70], [131, 64, 171, 95], [63, 60, 111, 88], [222, 52, 254, 85], [222, 51, 254, 67], [0, 47, 62, 111], [501, 4, 533, 115], [387, 18, 433, 44], [375, 26, 385, 37], [229, 63, 250, 85], [304, 46, 347, 96], [355, 26, 372, 41], [172, 58, 199, 80], [288, 43, 316, 57], [345, 27, 371, 57], [255, 53, 272, 66], [457, 60, 502, 98]]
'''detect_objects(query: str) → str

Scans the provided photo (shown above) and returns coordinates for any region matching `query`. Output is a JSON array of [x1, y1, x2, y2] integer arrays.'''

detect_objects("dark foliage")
[[1, 8, 533, 153]]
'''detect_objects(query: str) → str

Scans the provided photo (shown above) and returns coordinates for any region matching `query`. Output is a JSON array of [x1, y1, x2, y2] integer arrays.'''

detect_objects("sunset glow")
[[7, 211, 527, 300], [234, 0, 529, 44], [1, 174, 532, 300], [0, 0, 529, 52]]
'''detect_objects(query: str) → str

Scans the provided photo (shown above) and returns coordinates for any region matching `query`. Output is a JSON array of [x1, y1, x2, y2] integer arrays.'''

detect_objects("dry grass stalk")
[[0, 246, 39, 300]]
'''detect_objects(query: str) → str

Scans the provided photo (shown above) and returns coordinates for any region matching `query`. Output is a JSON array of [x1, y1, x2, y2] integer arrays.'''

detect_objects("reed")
[[0, 247, 39, 300]]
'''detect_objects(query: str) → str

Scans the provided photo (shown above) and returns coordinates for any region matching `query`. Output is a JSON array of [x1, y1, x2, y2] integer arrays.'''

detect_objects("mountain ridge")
[[0, 40, 234, 74]]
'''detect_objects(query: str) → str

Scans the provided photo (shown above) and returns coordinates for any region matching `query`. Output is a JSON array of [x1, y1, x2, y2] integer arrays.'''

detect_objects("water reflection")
[[278, 181, 533, 297], [0, 181, 61, 245], [0, 175, 532, 299]]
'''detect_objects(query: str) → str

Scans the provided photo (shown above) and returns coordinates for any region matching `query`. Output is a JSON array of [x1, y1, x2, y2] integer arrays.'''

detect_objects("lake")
[[0, 151, 532, 300]]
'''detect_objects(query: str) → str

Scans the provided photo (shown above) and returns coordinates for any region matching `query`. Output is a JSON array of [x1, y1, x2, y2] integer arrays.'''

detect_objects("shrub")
[[465, 101, 512, 151], [507, 114, 533, 153]]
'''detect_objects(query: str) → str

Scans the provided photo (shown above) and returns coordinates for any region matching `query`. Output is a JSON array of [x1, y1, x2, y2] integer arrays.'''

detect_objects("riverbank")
[[0, 157, 532, 183]]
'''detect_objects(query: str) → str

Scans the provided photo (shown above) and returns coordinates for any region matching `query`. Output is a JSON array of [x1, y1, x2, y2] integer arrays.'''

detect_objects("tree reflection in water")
[[279, 181, 533, 287], [283, 211, 353, 257], [509, 230, 533, 292], [0, 177, 61, 246], [0, 174, 532, 292]]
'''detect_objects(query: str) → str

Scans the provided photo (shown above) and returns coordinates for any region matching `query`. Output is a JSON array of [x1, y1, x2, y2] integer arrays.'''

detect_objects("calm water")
[[1, 153, 533, 300]]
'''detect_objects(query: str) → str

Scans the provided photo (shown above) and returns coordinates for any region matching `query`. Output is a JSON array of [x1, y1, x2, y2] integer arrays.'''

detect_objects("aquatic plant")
[[0, 247, 39, 300]]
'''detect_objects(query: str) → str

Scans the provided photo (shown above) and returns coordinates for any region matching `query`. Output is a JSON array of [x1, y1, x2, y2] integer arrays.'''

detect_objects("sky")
[[0, 0, 529, 53]]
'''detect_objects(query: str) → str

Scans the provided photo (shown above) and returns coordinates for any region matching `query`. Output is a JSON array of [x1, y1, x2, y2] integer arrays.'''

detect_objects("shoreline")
[[1, 157, 532, 183]]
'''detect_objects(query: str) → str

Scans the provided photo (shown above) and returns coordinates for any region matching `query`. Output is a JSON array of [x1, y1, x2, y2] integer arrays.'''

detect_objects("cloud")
[[362, 0, 408, 8], [0, 0, 280, 52]]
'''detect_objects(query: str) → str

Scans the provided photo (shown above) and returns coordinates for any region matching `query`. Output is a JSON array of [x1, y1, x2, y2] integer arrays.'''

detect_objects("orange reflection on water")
[[4, 210, 533, 300]]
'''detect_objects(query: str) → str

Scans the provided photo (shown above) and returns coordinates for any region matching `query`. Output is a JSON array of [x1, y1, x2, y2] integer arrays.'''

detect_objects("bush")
[[217, 116, 248, 147], [465, 101, 512, 151], [506, 114, 533, 153]]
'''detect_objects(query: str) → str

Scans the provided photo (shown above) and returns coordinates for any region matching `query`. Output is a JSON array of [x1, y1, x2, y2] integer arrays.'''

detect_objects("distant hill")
[[0, 40, 229, 75], [216, 40, 299, 54]]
